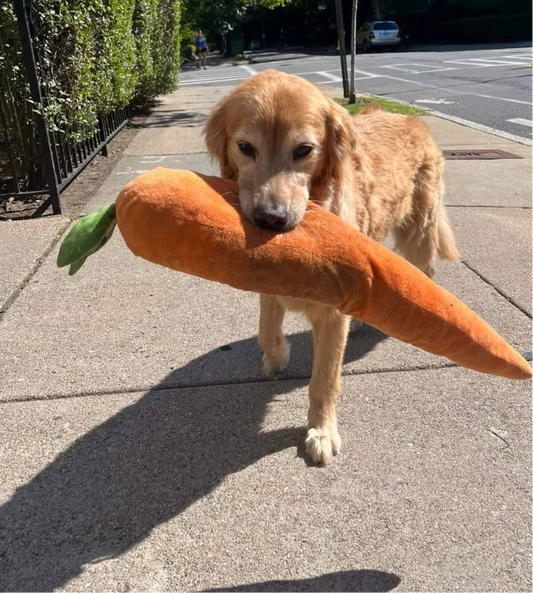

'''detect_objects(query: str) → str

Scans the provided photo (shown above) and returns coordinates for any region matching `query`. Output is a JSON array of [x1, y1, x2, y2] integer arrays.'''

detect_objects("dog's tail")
[[436, 202, 460, 261]]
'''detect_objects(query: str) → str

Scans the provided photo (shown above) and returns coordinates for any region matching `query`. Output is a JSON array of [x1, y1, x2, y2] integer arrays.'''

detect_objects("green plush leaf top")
[[57, 203, 117, 275]]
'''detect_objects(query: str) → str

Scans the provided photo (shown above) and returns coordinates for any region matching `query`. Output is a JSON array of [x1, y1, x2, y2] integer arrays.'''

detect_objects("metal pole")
[[13, 0, 61, 214], [349, 0, 358, 104], [98, 117, 109, 157], [334, 0, 349, 98]]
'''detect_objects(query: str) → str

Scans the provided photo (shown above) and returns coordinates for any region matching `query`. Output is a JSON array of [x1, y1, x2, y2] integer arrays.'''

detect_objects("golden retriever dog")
[[204, 69, 459, 465]]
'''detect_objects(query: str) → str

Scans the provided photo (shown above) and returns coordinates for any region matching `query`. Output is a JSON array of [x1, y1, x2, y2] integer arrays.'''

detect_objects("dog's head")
[[204, 70, 356, 232]]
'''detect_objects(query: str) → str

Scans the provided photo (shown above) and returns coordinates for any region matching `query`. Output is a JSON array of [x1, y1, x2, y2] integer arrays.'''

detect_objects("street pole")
[[334, 0, 349, 98], [349, 0, 358, 104]]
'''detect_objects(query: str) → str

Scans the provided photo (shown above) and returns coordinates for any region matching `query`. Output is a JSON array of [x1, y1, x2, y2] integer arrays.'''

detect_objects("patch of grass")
[[336, 96, 426, 116]]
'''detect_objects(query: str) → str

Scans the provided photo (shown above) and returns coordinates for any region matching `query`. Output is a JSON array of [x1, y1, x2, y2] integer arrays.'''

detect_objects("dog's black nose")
[[253, 205, 289, 232]]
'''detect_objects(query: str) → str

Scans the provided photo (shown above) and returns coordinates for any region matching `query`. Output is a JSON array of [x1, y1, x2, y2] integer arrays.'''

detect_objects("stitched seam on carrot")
[[378, 267, 415, 327]]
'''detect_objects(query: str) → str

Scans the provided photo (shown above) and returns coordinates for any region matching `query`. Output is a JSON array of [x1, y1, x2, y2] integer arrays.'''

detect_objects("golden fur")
[[204, 70, 459, 464]]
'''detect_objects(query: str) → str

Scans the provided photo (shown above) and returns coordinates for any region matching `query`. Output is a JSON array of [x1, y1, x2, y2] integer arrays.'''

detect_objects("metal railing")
[[0, 0, 130, 217]]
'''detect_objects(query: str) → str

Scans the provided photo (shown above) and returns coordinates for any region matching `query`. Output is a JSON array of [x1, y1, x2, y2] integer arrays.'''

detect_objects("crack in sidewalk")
[[0, 219, 72, 323], [460, 259, 532, 320]]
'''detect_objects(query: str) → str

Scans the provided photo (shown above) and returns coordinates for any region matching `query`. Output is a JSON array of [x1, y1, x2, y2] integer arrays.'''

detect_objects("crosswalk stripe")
[[444, 60, 493, 67], [382, 63, 456, 74], [179, 75, 248, 86], [469, 58, 531, 66], [180, 72, 247, 82], [500, 54, 533, 60], [353, 68, 381, 79], [507, 118, 533, 128], [316, 71, 343, 82], [240, 65, 258, 76], [179, 67, 350, 87]]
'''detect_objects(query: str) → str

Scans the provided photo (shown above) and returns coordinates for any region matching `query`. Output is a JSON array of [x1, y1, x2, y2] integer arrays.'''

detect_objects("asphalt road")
[[180, 43, 533, 141]]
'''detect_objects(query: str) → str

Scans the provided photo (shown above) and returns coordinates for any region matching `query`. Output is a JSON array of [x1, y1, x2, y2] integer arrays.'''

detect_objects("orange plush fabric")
[[115, 168, 531, 381]]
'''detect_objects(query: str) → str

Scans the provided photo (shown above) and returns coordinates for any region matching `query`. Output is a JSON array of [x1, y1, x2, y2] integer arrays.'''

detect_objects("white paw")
[[262, 340, 290, 377], [305, 425, 342, 465]]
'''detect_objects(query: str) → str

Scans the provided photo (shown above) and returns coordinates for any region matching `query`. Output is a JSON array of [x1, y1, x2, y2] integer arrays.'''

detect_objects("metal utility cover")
[[443, 149, 523, 160]]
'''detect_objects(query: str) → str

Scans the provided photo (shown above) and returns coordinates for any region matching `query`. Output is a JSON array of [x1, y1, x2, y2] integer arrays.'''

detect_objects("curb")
[[182, 59, 248, 70], [248, 54, 313, 65], [377, 93, 532, 147], [247, 47, 318, 64], [422, 110, 533, 146], [324, 88, 533, 148]]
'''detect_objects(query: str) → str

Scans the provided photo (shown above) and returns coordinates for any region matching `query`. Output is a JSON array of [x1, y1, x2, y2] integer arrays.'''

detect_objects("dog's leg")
[[258, 294, 290, 376], [305, 305, 350, 465]]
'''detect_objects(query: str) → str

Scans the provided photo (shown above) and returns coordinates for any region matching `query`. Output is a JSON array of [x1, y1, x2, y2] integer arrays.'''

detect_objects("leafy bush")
[[148, 0, 181, 99], [133, 0, 181, 104], [180, 24, 198, 59], [0, 0, 43, 189], [0, 0, 181, 191]]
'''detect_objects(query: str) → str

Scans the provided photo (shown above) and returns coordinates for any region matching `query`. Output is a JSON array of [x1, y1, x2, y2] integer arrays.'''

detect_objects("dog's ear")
[[204, 97, 238, 181], [320, 99, 357, 181]]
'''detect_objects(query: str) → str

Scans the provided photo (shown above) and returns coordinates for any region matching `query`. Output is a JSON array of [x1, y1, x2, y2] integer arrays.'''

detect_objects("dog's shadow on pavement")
[[207, 569, 400, 592], [0, 326, 396, 592]]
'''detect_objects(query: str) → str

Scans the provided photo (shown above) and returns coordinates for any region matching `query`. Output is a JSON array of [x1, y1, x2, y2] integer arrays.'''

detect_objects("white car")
[[356, 21, 401, 52]]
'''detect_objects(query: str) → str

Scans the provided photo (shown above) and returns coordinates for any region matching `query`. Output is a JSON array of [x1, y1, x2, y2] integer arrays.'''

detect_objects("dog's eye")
[[294, 145, 313, 159], [238, 142, 256, 158]]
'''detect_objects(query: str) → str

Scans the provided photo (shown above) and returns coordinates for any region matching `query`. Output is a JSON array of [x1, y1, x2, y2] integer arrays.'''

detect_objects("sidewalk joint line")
[[0, 362, 464, 404], [460, 260, 532, 319]]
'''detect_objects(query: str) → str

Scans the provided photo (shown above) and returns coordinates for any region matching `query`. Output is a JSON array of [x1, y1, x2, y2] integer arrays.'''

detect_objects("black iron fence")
[[0, 0, 130, 217]]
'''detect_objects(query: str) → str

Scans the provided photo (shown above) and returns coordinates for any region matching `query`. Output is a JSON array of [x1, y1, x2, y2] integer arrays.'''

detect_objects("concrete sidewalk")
[[0, 81, 531, 592]]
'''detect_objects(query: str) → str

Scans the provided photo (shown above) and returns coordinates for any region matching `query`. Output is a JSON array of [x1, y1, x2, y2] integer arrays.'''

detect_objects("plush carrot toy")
[[57, 168, 531, 381]]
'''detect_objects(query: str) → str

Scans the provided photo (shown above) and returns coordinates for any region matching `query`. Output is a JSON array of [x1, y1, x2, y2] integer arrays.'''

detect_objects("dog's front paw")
[[305, 424, 342, 465], [262, 339, 290, 377]]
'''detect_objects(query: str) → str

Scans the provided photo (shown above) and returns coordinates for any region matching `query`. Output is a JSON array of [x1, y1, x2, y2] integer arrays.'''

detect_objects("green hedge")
[[0, 0, 180, 191]]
